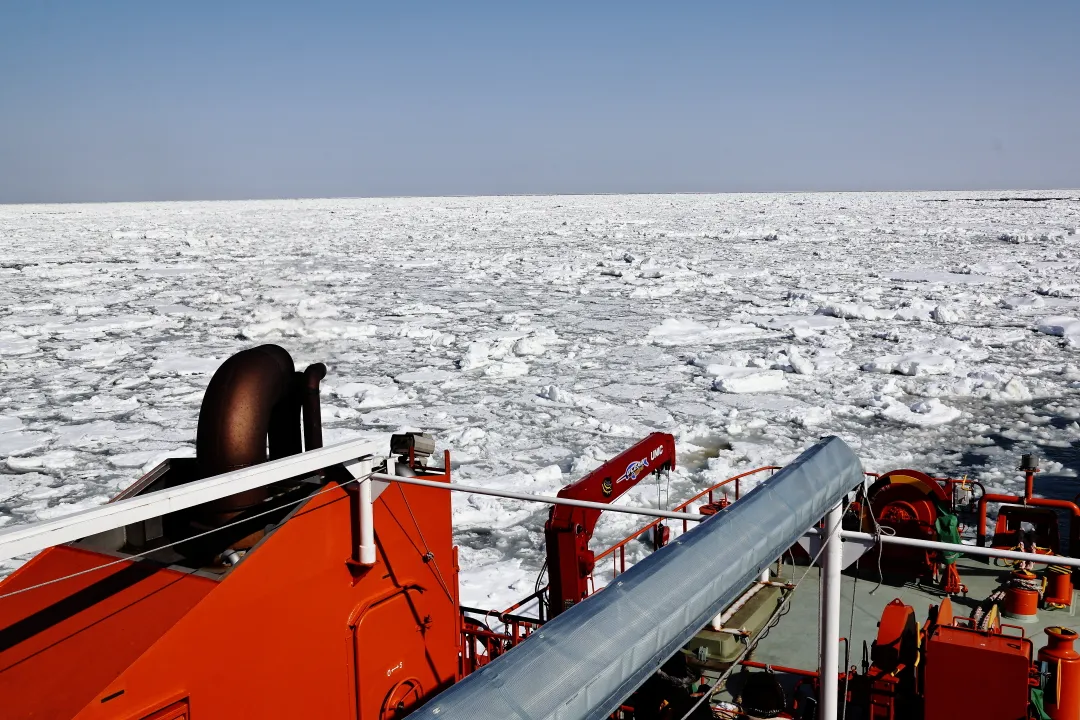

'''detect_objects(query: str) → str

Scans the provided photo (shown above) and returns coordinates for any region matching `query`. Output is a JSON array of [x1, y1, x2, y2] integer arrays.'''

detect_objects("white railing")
[[369, 473, 706, 523], [802, 527, 1080, 569], [0, 438, 383, 562], [0, 444, 708, 564]]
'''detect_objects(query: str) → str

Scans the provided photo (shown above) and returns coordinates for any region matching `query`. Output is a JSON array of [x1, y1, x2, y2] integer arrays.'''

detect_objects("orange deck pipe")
[[976, 493, 1080, 552]]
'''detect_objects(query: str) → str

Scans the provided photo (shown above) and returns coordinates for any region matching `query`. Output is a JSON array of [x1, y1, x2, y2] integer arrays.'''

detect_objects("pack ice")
[[1, 191, 1078, 611]]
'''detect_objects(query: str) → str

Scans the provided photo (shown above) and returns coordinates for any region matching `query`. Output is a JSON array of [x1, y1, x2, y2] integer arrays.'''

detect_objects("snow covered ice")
[[2, 191, 1080, 612]]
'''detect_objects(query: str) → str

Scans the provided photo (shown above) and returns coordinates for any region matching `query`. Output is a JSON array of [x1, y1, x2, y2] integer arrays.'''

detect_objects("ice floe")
[[709, 366, 789, 393], [863, 352, 956, 376], [647, 318, 762, 346]]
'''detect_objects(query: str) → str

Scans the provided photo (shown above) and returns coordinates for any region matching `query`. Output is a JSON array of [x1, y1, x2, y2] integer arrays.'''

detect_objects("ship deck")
[[710, 553, 1079, 708]]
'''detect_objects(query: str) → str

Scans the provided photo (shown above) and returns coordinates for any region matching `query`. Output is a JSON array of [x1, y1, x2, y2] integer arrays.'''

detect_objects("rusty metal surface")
[[195, 344, 302, 516], [300, 363, 326, 451]]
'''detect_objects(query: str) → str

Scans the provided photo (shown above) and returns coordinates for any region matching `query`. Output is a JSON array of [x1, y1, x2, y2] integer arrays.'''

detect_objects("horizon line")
[[4, 186, 1079, 208]]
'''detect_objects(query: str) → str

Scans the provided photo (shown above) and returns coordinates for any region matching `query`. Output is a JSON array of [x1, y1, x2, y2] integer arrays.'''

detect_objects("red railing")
[[585, 467, 983, 594], [460, 606, 543, 677], [460, 465, 986, 679], [499, 586, 548, 622], [588, 466, 782, 592], [459, 464, 786, 676]]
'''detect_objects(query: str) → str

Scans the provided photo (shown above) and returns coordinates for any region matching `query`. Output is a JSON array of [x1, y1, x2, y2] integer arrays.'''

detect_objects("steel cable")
[[0, 475, 366, 601]]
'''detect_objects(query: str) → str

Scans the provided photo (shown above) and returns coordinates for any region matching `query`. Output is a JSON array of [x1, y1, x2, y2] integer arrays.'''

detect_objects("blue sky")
[[1, 1, 1078, 202]]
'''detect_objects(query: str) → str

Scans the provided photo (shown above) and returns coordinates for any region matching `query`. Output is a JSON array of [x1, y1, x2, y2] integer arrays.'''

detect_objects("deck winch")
[[860, 468, 970, 594]]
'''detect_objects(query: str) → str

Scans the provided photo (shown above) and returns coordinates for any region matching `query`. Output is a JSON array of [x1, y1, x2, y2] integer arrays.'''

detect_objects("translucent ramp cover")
[[412, 436, 863, 720]]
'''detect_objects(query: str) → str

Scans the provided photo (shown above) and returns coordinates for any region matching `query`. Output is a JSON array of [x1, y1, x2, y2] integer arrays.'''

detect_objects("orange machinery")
[[0, 346, 462, 719], [977, 454, 1080, 559], [784, 594, 1078, 720], [859, 469, 977, 595], [1039, 626, 1080, 719]]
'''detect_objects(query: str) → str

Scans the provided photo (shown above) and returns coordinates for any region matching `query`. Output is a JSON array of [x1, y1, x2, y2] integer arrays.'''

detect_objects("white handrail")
[[8, 445, 1076, 572], [0, 438, 383, 562], [810, 527, 1080, 568], [373, 474, 1080, 567], [370, 473, 706, 522]]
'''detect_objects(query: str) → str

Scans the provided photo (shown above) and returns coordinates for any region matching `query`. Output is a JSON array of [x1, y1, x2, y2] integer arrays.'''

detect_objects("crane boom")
[[544, 432, 676, 616]]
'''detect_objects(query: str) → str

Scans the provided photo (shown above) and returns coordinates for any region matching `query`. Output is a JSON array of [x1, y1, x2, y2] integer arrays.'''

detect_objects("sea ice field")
[[1, 191, 1079, 611]]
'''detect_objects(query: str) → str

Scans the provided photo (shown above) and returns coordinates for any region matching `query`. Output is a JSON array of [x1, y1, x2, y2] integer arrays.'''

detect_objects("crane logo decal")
[[603, 445, 665, 495], [617, 458, 650, 486]]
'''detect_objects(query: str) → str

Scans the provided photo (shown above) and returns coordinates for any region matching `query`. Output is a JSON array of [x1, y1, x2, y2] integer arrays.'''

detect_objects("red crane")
[[544, 432, 676, 617]]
